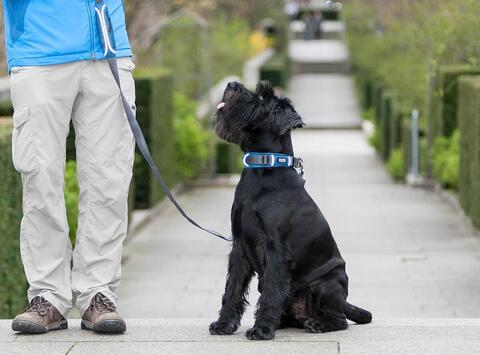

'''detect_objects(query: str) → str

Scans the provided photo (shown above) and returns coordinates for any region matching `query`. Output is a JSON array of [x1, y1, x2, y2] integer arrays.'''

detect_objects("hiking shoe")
[[12, 296, 68, 334], [81, 293, 126, 333]]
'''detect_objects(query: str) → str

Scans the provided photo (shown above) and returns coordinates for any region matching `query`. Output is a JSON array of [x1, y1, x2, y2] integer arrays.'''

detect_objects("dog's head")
[[214, 81, 304, 150]]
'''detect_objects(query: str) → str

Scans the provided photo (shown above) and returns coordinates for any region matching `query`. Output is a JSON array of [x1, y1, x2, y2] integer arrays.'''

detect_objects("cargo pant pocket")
[[12, 105, 39, 174]]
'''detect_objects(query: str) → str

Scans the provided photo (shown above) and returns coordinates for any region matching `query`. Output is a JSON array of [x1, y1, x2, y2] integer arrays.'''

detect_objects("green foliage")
[[210, 16, 252, 84], [345, 0, 480, 125], [173, 92, 212, 179], [387, 146, 404, 180], [0, 123, 27, 318], [361, 108, 374, 122], [260, 54, 289, 89], [379, 91, 394, 161], [64, 161, 79, 245], [216, 142, 243, 174], [140, 15, 251, 98], [458, 77, 480, 226], [431, 131, 459, 190], [368, 125, 380, 151], [0, 102, 13, 116], [428, 66, 480, 157], [133, 68, 176, 209]]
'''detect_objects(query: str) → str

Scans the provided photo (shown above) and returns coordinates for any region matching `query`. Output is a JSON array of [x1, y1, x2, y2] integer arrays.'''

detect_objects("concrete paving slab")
[[0, 342, 74, 355], [290, 20, 345, 40], [289, 39, 349, 64], [69, 341, 338, 355], [288, 74, 362, 128], [3, 319, 480, 355]]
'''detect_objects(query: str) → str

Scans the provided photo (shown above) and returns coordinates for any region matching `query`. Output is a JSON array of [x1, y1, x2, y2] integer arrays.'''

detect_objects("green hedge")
[[458, 76, 480, 227], [260, 54, 289, 89], [0, 102, 13, 116], [431, 130, 459, 190], [428, 66, 480, 149], [0, 121, 27, 318], [360, 77, 374, 111], [295, 9, 341, 21], [216, 142, 243, 174], [372, 83, 384, 124], [173, 92, 213, 180], [133, 68, 176, 209], [379, 90, 394, 161]]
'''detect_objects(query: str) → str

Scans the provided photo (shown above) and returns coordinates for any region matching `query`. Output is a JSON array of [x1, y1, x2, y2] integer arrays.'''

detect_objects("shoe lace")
[[92, 293, 116, 313], [25, 296, 51, 316]]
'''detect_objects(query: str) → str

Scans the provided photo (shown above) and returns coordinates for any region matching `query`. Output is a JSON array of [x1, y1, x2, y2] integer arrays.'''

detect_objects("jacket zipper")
[[84, 0, 96, 61]]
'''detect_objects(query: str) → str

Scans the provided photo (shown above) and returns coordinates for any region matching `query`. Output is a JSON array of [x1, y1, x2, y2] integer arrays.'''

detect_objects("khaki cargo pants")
[[10, 58, 136, 316]]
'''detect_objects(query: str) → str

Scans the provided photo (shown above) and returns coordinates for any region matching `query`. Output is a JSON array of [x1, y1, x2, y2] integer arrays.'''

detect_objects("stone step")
[[290, 20, 345, 40], [289, 40, 350, 74], [2, 319, 480, 354], [288, 74, 361, 129]]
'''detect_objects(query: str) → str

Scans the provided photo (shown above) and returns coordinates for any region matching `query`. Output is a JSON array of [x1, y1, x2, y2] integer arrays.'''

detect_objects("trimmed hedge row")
[[0, 121, 27, 318], [295, 9, 341, 21], [428, 66, 480, 155], [133, 68, 176, 209], [458, 76, 480, 227], [216, 143, 243, 174], [358, 75, 429, 178], [259, 54, 290, 89]]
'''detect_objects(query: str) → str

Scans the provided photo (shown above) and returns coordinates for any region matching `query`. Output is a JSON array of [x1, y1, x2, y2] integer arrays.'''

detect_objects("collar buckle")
[[293, 157, 304, 177]]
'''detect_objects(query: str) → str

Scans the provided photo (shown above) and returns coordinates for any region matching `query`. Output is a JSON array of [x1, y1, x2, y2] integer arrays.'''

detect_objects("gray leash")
[[108, 59, 233, 242]]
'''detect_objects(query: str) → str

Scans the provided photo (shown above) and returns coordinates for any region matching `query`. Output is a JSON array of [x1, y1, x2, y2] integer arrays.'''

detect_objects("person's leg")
[[10, 63, 82, 318], [71, 58, 135, 317]]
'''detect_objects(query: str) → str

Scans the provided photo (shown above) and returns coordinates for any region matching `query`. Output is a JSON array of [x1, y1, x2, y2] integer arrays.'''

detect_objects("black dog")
[[209, 81, 372, 340]]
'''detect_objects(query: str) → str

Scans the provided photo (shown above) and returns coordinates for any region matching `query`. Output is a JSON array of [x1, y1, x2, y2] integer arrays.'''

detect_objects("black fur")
[[210, 81, 372, 341]]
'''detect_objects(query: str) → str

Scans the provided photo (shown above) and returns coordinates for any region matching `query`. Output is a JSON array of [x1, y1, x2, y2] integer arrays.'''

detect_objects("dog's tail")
[[345, 303, 372, 324]]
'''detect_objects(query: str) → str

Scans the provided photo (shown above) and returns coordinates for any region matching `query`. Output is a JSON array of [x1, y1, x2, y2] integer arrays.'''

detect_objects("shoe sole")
[[81, 319, 126, 333], [12, 319, 68, 334]]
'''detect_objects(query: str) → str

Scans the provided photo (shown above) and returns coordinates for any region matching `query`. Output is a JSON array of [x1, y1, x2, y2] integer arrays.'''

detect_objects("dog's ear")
[[268, 99, 305, 135], [277, 111, 305, 135], [256, 81, 275, 99]]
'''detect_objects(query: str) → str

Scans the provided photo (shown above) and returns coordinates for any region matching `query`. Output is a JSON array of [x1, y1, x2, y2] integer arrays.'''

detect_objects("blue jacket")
[[2, 0, 132, 71]]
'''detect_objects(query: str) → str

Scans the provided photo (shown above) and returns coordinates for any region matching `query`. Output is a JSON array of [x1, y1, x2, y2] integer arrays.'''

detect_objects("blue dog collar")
[[242, 152, 304, 175]]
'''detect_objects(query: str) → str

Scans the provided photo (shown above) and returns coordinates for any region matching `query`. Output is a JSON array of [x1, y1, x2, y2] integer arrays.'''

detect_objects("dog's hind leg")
[[303, 278, 348, 333], [246, 231, 290, 340], [209, 242, 254, 336]]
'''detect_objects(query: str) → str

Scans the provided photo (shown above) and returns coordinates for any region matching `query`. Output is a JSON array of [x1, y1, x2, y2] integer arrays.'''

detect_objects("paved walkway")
[[3, 18, 480, 355], [2, 319, 480, 355], [117, 129, 480, 320], [288, 74, 361, 129]]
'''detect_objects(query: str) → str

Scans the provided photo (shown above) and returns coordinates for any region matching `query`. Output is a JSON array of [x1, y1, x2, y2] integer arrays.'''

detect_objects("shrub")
[[428, 66, 480, 161], [216, 142, 243, 174], [260, 54, 289, 89], [133, 67, 175, 209], [0, 122, 27, 318], [64, 161, 79, 245], [458, 76, 480, 226], [368, 125, 380, 151], [345, 0, 480, 129], [139, 15, 251, 98], [387, 146, 404, 180], [431, 130, 459, 190], [173, 92, 212, 180], [361, 108, 374, 122]]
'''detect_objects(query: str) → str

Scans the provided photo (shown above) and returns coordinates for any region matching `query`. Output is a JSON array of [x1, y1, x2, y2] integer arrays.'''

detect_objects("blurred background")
[[1, 0, 480, 321]]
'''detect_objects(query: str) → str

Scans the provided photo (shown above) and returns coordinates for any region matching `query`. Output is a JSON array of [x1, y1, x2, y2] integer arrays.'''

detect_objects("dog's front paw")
[[245, 326, 275, 340], [209, 320, 239, 335]]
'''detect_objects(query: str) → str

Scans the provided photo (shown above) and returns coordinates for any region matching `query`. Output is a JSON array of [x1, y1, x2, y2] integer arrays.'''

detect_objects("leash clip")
[[294, 157, 304, 177]]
